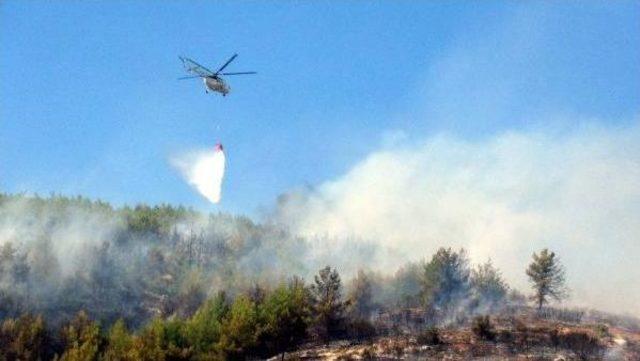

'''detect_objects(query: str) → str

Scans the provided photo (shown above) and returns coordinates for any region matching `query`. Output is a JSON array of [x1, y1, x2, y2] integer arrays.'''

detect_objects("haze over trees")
[[421, 248, 472, 318], [346, 270, 374, 320], [0, 193, 602, 360], [471, 260, 509, 312]]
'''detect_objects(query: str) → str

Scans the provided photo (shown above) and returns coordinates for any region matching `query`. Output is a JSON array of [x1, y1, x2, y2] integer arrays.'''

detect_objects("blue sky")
[[1, 1, 639, 215]]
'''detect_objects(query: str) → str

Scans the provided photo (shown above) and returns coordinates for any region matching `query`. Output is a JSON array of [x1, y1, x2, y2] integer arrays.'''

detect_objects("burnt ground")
[[271, 310, 640, 360]]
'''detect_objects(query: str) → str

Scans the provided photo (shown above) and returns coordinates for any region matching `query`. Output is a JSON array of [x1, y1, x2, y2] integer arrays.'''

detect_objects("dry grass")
[[273, 312, 639, 360]]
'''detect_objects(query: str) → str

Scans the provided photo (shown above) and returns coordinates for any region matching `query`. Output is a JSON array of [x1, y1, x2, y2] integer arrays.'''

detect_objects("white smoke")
[[0, 196, 122, 277], [275, 121, 640, 316], [172, 148, 226, 204]]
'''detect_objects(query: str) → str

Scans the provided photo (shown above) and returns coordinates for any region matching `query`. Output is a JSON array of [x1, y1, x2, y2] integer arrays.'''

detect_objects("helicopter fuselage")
[[204, 76, 230, 96]]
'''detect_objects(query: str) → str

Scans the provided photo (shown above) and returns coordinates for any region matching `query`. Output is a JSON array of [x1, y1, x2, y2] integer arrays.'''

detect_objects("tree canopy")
[[526, 248, 568, 309]]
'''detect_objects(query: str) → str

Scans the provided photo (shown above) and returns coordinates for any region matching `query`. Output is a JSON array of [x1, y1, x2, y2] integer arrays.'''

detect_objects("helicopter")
[[179, 54, 256, 96]]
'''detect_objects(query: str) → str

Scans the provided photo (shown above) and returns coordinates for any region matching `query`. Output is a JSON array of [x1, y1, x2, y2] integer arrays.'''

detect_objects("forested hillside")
[[0, 193, 310, 327], [0, 194, 638, 360]]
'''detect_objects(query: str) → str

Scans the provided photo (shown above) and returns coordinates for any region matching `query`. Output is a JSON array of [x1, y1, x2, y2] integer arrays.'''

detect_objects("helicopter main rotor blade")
[[214, 54, 238, 75], [179, 56, 215, 77], [220, 71, 257, 76], [177, 75, 203, 80]]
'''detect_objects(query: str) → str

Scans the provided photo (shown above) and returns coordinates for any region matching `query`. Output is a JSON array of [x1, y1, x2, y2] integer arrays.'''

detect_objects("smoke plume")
[[172, 147, 226, 204], [273, 121, 640, 316]]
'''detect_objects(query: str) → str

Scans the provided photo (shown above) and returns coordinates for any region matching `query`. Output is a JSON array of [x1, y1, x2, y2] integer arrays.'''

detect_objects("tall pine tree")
[[526, 249, 568, 310]]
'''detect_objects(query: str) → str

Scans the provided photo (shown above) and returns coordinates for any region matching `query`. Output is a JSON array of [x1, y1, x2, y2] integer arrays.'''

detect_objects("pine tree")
[[526, 249, 568, 310], [421, 248, 471, 315], [347, 270, 374, 320], [258, 279, 311, 359], [0, 314, 51, 361], [102, 319, 136, 361], [217, 295, 259, 360], [310, 266, 345, 342], [471, 260, 508, 311], [59, 311, 101, 361], [183, 292, 228, 355]]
